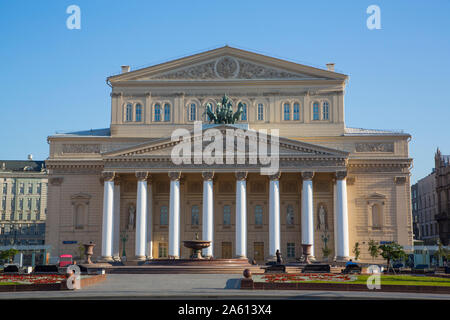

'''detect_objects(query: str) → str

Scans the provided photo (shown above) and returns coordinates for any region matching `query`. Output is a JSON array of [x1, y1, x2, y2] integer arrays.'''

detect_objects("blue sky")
[[0, 0, 449, 183]]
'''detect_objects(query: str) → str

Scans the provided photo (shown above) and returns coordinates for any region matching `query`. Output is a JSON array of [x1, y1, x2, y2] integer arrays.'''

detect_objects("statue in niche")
[[317, 204, 328, 231], [128, 204, 136, 231]]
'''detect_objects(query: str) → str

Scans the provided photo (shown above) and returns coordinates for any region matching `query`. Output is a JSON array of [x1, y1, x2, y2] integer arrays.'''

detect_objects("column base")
[[235, 255, 247, 259], [133, 255, 147, 262], [97, 256, 114, 263], [336, 256, 350, 262]]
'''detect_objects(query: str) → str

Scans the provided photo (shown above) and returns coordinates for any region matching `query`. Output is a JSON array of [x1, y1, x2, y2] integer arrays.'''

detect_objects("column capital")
[[202, 171, 214, 181], [268, 172, 281, 181], [301, 171, 314, 180], [136, 171, 149, 181], [114, 175, 121, 186], [235, 171, 248, 181], [168, 171, 181, 181], [336, 171, 347, 180], [102, 171, 115, 182]]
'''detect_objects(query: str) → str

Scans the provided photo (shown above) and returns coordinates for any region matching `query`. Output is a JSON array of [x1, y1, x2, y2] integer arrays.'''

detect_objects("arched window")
[[223, 205, 231, 225], [154, 104, 161, 122], [191, 205, 199, 225], [313, 102, 320, 120], [189, 103, 196, 121], [322, 102, 329, 120], [372, 204, 382, 228], [126, 103, 133, 122], [293, 103, 300, 121], [255, 205, 263, 225], [160, 206, 168, 225], [257, 103, 264, 121], [286, 205, 294, 225], [135, 104, 142, 122], [283, 103, 290, 120], [241, 103, 247, 121], [164, 103, 171, 122]]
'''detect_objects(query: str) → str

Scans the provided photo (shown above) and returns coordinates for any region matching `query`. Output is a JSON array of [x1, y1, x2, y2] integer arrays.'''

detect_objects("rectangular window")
[[36, 183, 41, 194], [313, 103, 320, 120], [36, 199, 40, 209], [135, 104, 142, 122], [2, 183, 6, 194], [293, 103, 300, 121], [223, 205, 231, 226], [257, 103, 264, 121], [164, 103, 171, 122], [19, 183, 24, 194], [241, 103, 247, 121], [190, 103, 196, 121], [255, 205, 263, 225], [126, 104, 133, 122], [322, 102, 329, 120], [287, 243, 295, 258], [191, 205, 199, 226], [160, 206, 168, 225], [154, 104, 161, 122], [1, 197, 5, 210], [28, 184, 33, 194], [284, 103, 290, 120]]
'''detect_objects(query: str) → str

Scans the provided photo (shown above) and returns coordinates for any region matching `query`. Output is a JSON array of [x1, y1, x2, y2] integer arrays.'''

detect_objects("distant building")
[[411, 171, 439, 244], [0, 158, 48, 246], [435, 149, 450, 245]]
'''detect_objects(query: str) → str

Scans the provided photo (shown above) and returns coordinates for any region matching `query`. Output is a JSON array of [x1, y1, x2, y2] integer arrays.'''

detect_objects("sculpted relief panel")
[[151, 56, 310, 80], [355, 143, 394, 153]]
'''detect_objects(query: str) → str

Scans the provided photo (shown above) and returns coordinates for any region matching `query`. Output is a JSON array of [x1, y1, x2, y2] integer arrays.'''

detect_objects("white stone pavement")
[[1, 274, 449, 300]]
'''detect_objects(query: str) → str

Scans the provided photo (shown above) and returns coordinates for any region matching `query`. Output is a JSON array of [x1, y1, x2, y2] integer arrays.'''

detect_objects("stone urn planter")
[[302, 244, 312, 264], [84, 242, 95, 264]]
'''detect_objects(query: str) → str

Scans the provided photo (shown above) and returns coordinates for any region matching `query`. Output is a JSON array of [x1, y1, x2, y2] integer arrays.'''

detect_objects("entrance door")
[[254, 242, 264, 263], [222, 242, 232, 259]]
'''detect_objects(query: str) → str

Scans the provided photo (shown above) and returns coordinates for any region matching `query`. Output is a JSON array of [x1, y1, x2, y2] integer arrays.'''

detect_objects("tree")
[[353, 242, 361, 261], [378, 242, 406, 272], [0, 249, 19, 263], [433, 240, 449, 267], [368, 239, 380, 261]]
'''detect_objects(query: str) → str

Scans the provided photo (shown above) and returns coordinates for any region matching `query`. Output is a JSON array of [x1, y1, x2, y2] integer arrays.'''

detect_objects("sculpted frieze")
[[62, 144, 100, 154], [355, 143, 394, 153]]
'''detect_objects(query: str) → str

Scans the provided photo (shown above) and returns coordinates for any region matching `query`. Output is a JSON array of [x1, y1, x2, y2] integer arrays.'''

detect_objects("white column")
[[202, 172, 214, 258], [135, 172, 148, 261], [235, 172, 247, 258], [269, 173, 281, 258], [169, 172, 181, 258], [333, 181, 338, 260], [301, 171, 314, 256], [101, 172, 115, 261], [146, 179, 153, 259], [112, 179, 121, 260], [336, 171, 349, 260]]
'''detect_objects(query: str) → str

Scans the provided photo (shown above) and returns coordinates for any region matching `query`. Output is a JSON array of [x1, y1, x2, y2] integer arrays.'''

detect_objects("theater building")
[[45, 46, 413, 263]]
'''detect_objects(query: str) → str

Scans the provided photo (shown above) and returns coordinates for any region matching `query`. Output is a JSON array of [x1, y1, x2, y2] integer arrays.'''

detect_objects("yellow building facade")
[[45, 46, 413, 263]]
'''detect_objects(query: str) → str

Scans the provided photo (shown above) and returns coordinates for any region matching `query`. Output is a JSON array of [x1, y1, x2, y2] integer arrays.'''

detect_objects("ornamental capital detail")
[[268, 172, 281, 181], [336, 171, 347, 180], [136, 171, 149, 181], [235, 171, 248, 181], [49, 177, 64, 186], [168, 171, 181, 181], [394, 176, 407, 185], [202, 171, 214, 181], [102, 171, 115, 182], [301, 171, 314, 180]]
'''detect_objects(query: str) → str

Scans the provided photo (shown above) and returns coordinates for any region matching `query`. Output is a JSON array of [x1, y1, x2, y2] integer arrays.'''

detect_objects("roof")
[[51, 128, 111, 138], [0, 160, 46, 172], [344, 127, 409, 136]]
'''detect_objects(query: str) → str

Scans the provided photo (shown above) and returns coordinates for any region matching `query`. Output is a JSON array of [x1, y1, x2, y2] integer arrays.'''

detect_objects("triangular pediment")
[[108, 46, 347, 82], [102, 125, 348, 159]]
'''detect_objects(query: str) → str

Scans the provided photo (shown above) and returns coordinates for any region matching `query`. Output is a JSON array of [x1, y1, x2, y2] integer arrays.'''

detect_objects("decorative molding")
[[49, 177, 63, 186], [70, 193, 91, 205], [336, 171, 347, 180], [394, 176, 407, 185], [201, 171, 214, 181], [235, 171, 248, 181], [168, 172, 181, 181], [62, 144, 100, 154], [355, 143, 394, 153], [346, 177, 356, 185], [301, 171, 314, 180]]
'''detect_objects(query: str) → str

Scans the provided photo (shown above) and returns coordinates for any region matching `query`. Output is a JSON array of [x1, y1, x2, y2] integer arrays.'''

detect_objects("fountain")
[[182, 233, 211, 259]]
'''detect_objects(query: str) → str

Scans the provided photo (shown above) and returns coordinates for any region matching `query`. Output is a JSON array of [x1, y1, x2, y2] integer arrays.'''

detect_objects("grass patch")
[[0, 282, 22, 285]]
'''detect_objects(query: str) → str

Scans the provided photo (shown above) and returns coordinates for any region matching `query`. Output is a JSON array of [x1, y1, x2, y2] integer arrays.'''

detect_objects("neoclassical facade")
[[45, 46, 413, 263]]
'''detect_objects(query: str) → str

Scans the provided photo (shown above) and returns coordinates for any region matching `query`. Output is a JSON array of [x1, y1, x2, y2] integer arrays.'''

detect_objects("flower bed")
[[0, 274, 67, 285], [254, 273, 357, 283]]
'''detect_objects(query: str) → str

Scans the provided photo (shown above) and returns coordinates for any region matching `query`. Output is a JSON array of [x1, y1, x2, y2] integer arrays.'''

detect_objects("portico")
[[98, 130, 350, 262]]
